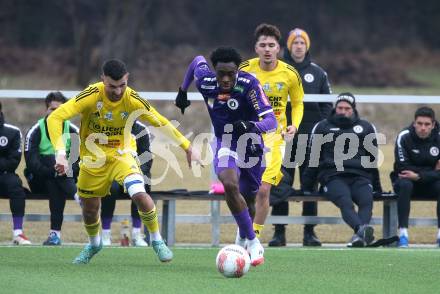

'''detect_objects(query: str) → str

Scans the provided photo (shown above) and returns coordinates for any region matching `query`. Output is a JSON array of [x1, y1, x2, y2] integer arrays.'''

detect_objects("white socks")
[[89, 235, 101, 247], [132, 228, 141, 236], [149, 231, 162, 242], [13, 229, 23, 237], [50, 230, 61, 238], [399, 228, 408, 237]]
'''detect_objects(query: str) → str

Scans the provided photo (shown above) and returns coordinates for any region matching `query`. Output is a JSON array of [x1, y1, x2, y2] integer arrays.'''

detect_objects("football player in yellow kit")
[[48, 59, 201, 264], [239, 23, 304, 242]]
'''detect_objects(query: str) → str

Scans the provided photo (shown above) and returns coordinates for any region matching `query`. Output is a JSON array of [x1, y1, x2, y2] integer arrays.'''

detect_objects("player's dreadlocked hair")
[[254, 23, 281, 43], [45, 91, 67, 108], [102, 59, 128, 80], [210, 47, 242, 67]]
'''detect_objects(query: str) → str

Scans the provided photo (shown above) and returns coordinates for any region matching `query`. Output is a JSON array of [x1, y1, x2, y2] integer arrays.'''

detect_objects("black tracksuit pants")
[[29, 177, 76, 231], [393, 178, 440, 228], [323, 175, 373, 232], [0, 172, 26, 217]]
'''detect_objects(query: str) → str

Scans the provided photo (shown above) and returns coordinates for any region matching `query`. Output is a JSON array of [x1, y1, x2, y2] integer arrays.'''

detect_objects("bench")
[[0, 190, 436, 246], [0, 190, 394, 245]]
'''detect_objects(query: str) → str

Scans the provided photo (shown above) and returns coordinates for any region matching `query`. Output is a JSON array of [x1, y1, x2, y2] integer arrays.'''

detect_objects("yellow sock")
[[138, 207, 160, 234], [84, 218, 101, 237], [253, 223, 264, 238]]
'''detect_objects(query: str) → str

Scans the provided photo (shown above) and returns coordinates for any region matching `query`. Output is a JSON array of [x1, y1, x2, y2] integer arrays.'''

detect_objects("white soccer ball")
[[216, 244, 251, 278]]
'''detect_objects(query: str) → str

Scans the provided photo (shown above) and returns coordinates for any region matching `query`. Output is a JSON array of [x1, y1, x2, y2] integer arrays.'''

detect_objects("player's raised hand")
[[175, 87, 191, 114], [54, 151, 69, 176], [185, 145, 203, 168]]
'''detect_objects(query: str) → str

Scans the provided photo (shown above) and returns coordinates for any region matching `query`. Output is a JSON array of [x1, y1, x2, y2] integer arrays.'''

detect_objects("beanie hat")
[[286, 28, 311, 52], [335, 92, 356, 108]]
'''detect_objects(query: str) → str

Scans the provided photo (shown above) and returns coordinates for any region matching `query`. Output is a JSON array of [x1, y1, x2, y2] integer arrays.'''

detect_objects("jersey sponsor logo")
[[0, 136, 8, 146], [104, 112, 113, 121], [238, 77, 251, 84], [430, 146, 439, 156], [201, 84, 216, 90], [88, 121, 124, 136], [353, 125, 363, 134], [217, 93, 231, 101], [233, 85, 244, 93], [269, 96, 283, 108], [203, 77, 216, 82], [304, 73, 315, 83], [227, 98, 239, 110], [248, 89, 260, 111]]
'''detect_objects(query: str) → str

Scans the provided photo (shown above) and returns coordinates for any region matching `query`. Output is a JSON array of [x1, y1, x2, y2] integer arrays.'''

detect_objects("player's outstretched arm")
[[175, 56, 208, 114]]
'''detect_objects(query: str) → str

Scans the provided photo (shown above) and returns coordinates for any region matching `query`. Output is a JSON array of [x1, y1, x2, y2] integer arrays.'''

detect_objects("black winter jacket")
[[302, 109, 382, 192], [0, 114, 22, 173], [284, 50, 332, 134], [391, 122, 440, 183]]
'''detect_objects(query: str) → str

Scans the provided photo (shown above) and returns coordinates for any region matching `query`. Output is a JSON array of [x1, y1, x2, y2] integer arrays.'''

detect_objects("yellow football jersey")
[[47, 82, 190, 161], [239, 58, 304, 132]]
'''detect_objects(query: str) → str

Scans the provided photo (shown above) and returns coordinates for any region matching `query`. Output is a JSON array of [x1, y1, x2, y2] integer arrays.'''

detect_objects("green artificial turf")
[[0, 246, 439, 294]]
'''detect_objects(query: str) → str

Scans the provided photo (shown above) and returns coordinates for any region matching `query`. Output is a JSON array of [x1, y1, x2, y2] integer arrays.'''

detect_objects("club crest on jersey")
[[120, 112, 128, 120], [104, 112, 113, 121], [263, 83, 271, 92], [430, 146, 439, 156], [353, 125, 363, 134], [276, 82, 284, 91], [96, 101, 103, 111], [227, 98, 239, 110], [0, 136, 8, 146], [304, 73, 315, 83]]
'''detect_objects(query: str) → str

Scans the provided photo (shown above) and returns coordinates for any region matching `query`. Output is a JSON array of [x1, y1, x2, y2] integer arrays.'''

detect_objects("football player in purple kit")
[[175, 47, 277, 266]]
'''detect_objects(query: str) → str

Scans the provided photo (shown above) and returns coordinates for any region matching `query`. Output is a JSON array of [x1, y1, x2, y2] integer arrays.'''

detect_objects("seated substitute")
[[101, 120, 152, 247], [391, 106, 440, 247], [0, 101, 31, 245], [302, 93, 382, 247], [24, 92, 79, 245]]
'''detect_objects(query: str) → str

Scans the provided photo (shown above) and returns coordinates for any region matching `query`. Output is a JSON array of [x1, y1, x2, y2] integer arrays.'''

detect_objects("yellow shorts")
[[77, 152, 141, 198], [262, 133, 285, 186]]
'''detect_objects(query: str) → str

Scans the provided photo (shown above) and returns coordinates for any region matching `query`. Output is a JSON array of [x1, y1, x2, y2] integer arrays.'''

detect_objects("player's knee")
[[222, 179, 239, 195], [124, 173, 146, 197], [395, 178, 413, 192]]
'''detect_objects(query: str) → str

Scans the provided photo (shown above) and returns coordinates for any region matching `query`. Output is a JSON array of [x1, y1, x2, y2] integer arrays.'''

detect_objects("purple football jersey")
[[194, 62, 272, 139]]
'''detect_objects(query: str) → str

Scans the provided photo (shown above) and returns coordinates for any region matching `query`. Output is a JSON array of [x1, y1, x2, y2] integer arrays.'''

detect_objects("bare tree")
[[100, 0, 151, 70]]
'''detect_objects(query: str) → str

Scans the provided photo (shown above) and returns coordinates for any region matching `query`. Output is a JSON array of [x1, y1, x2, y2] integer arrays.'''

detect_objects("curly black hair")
[[210, 47, 242, 67]]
